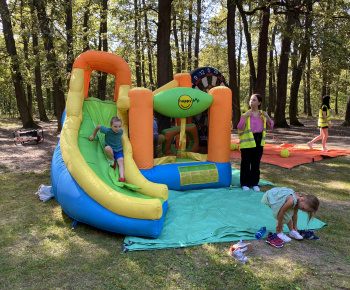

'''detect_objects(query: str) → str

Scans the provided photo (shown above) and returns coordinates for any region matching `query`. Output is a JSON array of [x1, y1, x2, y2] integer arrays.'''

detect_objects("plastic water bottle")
[[255, 227, 266, 239]]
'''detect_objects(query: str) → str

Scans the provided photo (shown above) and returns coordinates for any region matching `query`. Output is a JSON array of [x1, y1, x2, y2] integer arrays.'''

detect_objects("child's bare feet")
[[307, 142, 313, 149]]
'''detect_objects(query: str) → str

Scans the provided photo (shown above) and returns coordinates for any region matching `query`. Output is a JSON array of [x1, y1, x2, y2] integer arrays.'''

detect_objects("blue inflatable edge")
[[50, 110, 167, 238], [140, 161, 232, 191]]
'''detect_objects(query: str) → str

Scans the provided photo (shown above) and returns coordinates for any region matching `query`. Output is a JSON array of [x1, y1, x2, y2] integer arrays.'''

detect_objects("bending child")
[[261, 187, 319, 247], [89, 117, 125, 182]]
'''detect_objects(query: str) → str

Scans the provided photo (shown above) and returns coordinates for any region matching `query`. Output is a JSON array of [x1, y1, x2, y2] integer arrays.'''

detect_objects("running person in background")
[[307, 95, 332, 151], [89, 117, 125, 182], [237, 94, 274, 192]]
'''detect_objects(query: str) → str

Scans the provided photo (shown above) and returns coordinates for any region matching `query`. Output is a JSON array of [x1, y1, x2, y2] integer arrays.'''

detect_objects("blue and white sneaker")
[[298, 229, 320, 240]]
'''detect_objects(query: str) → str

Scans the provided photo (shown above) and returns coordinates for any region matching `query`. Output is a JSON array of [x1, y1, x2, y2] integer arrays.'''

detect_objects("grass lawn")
[[1, 154, 349, 289]]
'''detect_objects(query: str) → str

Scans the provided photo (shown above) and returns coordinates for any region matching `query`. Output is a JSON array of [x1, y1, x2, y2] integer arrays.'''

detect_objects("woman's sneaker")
[[242, 186, 250, 191], [277, 232, 292, 242], [289, 229, 303, 240], [266, 232, 284, 248]]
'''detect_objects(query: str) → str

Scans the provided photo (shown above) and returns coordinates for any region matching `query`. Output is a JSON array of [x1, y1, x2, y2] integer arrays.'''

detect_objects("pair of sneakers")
[[266, 230, 303, 248], [229, 239, 252, 263], [242, 186, 260, 192], [277, 229, 303, 243]]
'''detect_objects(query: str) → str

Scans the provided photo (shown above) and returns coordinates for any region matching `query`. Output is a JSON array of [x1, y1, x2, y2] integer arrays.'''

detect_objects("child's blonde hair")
[[110, 117, 122, 126], [298, 193, 320, 222]]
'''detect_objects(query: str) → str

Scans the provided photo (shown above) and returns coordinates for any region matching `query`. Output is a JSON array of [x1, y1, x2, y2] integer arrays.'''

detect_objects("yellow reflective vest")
[[318, 105, 331, 127], [238, 110, 266, 149]]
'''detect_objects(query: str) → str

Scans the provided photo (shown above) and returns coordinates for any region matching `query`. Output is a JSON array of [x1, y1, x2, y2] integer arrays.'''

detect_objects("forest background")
[[0, 0, 350, 132]]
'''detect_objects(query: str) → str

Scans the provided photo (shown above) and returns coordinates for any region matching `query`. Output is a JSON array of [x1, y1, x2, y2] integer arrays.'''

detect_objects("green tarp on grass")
[[123, 169, 326, 251]]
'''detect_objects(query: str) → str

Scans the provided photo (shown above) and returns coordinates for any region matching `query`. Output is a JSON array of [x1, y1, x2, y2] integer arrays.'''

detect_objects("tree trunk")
[[0, 0, 37, 128], [227, 0, 240, 128], [187, 0, 193, 72], [194, 0, 201, 69], [238, 19, 242, 99], [289, 46, 306, 126], [34, 0, 66, 132], [306, 52, 312, 116], [303, 73, 307, 115], [268, 27, 276, 116], [142, 0, 155, 90], [141, 42, 146, 87], [134, 0, 142, 87], [24, 44, 34, 118], [20, 0, 33, 117], [30, 4, 49, 122], [98, 0, 108, 100], [255, 7, 270, 110], [335, 82, 338, 115], [46, 88, 52, 111], [83, 1, 91, 52], [342, 92, 350, 126], [32, 25, 49, 122], [236, 0, 256, 91], [275, 4, 297, 128], [66, 0, 74, 81], [173, 9, 181, 73], [180, 11, 186, 72], [290, 0, 311, 126], [156, 0, 172, 132]]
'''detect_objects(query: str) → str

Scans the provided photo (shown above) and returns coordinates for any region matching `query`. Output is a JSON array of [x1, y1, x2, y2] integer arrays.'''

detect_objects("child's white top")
[[261, 187, 297, 223]]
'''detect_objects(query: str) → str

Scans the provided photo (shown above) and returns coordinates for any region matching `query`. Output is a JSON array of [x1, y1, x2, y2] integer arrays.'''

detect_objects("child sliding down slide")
[[89, 117, 125, 182]]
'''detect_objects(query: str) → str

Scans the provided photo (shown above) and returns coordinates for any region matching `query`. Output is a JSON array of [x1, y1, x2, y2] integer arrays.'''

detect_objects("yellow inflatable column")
[[174, 73, 193, 150], [207, 87, 232, 163]]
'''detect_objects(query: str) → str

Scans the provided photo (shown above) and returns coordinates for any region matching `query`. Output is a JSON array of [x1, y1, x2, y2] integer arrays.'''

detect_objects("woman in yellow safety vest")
[[307, 95, 332, 152], [237, 94, 274, 192]]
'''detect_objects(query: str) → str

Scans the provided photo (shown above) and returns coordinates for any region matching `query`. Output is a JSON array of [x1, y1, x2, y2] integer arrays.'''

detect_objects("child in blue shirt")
[[89, 117, 124, 182]]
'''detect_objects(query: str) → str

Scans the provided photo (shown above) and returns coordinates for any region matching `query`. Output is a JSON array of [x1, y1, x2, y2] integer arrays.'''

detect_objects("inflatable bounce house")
[[51, 51, 232, 238]]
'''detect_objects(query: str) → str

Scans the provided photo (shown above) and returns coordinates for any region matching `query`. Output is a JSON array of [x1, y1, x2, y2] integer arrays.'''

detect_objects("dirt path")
[[0, 117, 349, 175], [0, 118, 60, 174]]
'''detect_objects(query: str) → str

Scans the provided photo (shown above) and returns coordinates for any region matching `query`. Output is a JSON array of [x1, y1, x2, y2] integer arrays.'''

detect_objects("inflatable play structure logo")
[[51, 51, 232, 238], [178, 94, 193, 109]]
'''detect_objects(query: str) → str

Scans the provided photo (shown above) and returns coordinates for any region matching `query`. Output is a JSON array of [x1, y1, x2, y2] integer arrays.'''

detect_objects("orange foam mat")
[[230, 142, 350, 169]]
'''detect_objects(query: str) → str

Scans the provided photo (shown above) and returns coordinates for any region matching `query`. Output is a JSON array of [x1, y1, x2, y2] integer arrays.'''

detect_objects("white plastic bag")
[[35, 184, 54, 202]]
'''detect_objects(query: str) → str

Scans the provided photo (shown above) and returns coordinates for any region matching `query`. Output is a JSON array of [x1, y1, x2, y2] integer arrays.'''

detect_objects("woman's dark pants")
[[240, 133, 264, 187]]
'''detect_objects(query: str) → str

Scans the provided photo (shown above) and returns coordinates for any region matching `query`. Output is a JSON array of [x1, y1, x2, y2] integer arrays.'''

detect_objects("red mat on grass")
[[230, 142, 350, 169]]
